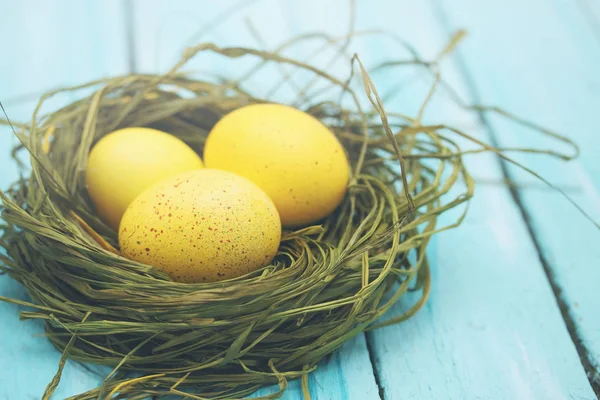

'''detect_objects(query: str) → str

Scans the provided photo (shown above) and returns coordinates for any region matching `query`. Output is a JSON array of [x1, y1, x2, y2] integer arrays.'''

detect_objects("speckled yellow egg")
[[203, 103, 350, 228], [86, 127, 203, 231], [118, 169, 281, 283]]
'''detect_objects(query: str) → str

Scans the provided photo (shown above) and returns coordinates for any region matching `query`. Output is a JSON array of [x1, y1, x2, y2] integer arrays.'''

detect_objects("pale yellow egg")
[[118, 169, 281, 283], [86, 127, 203, 230], [204, 103, 350, 227]]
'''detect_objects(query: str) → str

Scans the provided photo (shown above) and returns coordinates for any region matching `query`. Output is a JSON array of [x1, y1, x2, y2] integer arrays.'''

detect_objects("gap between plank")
[[430, 1, 600, 395], [122, 0, 138, 74], [365, 332, 385, 400], [472, 113, 600, 398]]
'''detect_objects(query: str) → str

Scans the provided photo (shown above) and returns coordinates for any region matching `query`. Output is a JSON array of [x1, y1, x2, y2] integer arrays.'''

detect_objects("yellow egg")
[[118, 169, 281, 283], [204, 103, 350, 227], [86, 127, 203, 230]]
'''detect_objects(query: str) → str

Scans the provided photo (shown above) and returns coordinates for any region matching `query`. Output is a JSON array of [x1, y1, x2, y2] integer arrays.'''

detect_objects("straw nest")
[[0, 34, 578, 399]]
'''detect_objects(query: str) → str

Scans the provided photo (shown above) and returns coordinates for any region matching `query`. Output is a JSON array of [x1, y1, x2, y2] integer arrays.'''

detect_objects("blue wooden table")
[[1, 1, 599, 399]]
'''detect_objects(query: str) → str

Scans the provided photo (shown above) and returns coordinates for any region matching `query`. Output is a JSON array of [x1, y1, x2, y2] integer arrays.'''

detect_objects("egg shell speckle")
[[118, 169, 281, 283]]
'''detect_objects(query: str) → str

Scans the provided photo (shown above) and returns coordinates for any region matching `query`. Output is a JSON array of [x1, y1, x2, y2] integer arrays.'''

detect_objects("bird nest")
[[0, 36, 574, 399]]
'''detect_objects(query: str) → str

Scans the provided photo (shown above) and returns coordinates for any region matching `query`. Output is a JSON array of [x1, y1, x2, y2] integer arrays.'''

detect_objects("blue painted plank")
[[1, 0, 129, 121], [0, 1, 129, 399], [371, 183, 596, 399], [435, 0, 600, 386], [131, 1, 382, 398], [348, 1, 597, 398]]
